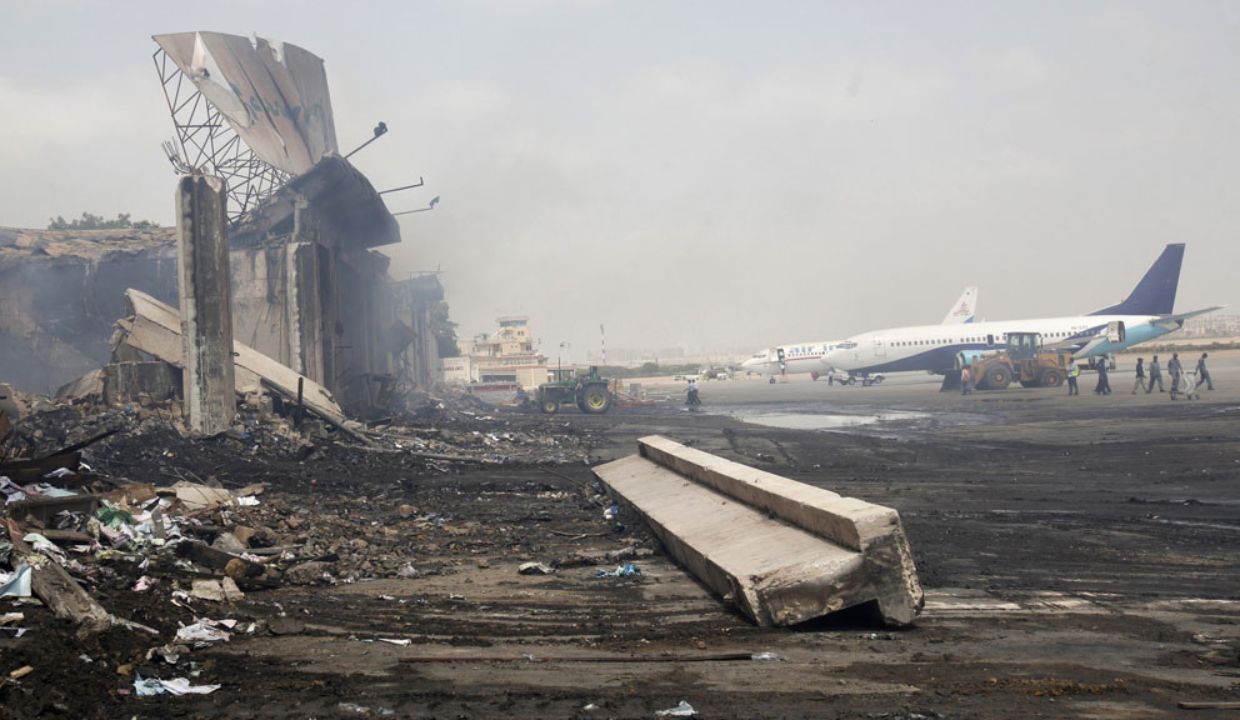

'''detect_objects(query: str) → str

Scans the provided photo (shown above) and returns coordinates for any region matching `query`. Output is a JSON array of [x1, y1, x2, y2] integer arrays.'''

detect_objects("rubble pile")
[[0, 387, 608, 716]]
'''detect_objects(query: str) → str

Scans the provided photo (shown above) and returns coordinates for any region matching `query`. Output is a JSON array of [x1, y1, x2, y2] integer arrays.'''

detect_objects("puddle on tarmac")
[[731, 410, 928, 431]]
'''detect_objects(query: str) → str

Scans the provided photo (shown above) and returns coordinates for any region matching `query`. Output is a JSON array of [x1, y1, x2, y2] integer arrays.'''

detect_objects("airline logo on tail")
[[943, 287, 978, 325]]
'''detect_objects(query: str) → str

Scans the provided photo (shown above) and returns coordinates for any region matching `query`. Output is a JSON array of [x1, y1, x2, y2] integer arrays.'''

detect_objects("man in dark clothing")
[[1147, 355, 1165, 393], [1131, 357, 1145, 394], [1094, 360, 1112, 395], [1197, 353, 1214, 391], [1169, 353, 1183, 399]]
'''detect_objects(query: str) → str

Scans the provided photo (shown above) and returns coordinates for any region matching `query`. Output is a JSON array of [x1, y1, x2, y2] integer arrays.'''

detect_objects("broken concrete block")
[[103, 362, 181, 405], [191, 577, 245, 603], [591, 435, 923, 628], [170, 481, 233, 511]]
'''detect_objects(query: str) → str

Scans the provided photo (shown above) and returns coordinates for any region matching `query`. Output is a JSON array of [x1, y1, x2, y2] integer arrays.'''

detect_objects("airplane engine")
[[956, 350, 990, 369]]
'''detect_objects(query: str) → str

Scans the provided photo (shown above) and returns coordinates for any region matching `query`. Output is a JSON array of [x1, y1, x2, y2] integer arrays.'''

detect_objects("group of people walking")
[[1067, 352, 1213, 399], [975, 351, 1214, 398]]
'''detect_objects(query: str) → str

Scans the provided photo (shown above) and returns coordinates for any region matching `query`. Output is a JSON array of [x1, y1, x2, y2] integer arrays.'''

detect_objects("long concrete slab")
[[115, 289, 346, 424], [592, 436, 923, 627]]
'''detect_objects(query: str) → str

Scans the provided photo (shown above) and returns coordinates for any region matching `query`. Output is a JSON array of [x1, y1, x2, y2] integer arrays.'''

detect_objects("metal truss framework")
[[153, 48, 291, 225]]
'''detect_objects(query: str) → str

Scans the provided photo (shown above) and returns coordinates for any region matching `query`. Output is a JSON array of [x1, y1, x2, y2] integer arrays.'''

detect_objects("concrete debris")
[[592, 435, 924, 627], [518, 561, 554, 575], [115, 289, 348, 425], [172, 481, 234, 511], [189, 578, 244, 603]]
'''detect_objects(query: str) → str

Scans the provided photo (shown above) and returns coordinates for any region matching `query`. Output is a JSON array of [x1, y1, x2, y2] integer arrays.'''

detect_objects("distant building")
[[443, 316, 549, 388], [1180, 314, 1240, 338]]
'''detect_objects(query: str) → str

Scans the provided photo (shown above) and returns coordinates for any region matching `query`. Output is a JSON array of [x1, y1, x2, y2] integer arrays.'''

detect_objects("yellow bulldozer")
[[965, 331, 1070, 390]]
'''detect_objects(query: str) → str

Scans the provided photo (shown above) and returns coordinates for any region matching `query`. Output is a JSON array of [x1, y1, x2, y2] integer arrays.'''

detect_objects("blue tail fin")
[[1090, 244, 1184, 316]]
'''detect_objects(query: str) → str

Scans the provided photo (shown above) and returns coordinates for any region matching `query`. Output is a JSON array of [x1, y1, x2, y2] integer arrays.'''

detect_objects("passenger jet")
[[741, 287, 978, 381], [821, 244, 1220, 380]]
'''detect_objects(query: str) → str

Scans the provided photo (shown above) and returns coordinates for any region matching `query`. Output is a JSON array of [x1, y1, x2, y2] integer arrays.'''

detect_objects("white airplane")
[[821, 244, 1221, 383], [741, 287, 978, 383]]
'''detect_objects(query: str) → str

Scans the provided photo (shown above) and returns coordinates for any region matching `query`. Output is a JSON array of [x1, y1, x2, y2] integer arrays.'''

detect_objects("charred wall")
[[0, 157, 431, 414], [0, 232, 179, 394]]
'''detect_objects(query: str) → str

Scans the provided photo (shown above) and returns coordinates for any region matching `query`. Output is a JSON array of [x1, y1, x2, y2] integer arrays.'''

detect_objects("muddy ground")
[[2, 363, 1239, 719]]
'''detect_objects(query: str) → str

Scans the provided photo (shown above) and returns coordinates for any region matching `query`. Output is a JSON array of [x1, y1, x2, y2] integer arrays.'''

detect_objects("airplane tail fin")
[[942, 287, 978, 324], [1090, 244, 1184, 316]]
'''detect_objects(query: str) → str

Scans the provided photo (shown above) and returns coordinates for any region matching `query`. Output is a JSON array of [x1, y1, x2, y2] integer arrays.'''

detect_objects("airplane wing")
[[941, 287, 978, 325], [1149, 306, 1225, 330], [1051, 307, 1225, 357]]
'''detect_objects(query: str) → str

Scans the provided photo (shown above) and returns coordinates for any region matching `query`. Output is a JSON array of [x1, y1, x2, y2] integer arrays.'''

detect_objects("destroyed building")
[[0, 32, 443, 415], [0, 161, 440, 414]]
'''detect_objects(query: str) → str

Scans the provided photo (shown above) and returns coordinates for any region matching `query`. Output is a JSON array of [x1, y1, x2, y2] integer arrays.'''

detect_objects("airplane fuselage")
[[822, 314, 1183, 375], [742, 341, 841, 378]]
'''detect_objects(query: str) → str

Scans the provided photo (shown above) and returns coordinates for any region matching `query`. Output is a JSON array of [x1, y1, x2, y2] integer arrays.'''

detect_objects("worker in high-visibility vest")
[[1067, 359, 1080, 396]]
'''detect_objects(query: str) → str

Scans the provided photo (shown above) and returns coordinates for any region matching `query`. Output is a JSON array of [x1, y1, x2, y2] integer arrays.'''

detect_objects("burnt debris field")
[[2, 372, 1238, 720]]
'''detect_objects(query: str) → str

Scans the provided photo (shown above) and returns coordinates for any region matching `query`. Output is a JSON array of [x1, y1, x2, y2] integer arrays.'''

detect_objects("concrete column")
[[176, 175, 236, 434]]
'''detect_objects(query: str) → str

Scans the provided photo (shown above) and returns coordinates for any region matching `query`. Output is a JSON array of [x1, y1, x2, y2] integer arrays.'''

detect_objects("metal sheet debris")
[[152, 32, 338, 175]]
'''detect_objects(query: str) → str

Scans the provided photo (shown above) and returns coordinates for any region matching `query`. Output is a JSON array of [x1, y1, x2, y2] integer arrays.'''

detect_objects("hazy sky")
[[2, 1, 1237, 358]]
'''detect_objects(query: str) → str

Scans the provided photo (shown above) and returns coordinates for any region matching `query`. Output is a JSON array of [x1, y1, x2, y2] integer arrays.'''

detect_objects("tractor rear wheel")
[[579, 385, 613, 414], [1039, 368, 1065, 387]]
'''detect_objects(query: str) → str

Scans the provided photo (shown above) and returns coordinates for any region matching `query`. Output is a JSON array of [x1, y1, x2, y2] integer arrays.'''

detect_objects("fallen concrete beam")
[[115, 289, 346, 425], [592, 436, 923, 627]]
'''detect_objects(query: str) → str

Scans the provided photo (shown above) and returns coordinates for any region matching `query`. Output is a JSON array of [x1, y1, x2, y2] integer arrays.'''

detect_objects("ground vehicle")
[[966, 332, 1069, 390], [535, 366, 614, 414], [839, 371, 884, 386]]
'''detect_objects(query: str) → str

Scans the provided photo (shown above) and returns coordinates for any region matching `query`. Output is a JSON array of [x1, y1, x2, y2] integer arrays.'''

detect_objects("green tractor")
[[535, 366, 614, 414]]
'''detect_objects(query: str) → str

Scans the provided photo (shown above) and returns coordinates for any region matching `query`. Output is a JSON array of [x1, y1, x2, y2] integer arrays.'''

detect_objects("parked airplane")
[[821, 244, 1220, 381], [740, 287, 978, 382]]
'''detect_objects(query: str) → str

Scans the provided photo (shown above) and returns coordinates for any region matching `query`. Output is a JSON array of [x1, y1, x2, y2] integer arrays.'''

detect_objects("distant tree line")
[[47, 212, 160, 230], [594, 362, 707, 379]]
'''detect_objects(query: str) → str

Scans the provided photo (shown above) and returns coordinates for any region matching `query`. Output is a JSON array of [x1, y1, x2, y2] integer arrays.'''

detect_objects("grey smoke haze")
[[2, 1, 1237, 359]]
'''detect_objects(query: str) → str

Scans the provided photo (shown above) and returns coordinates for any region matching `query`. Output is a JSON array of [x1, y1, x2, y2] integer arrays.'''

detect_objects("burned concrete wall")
[[225, 154, 420, 415], [0, 227, 179, 394], [1, 156, 431, 414]]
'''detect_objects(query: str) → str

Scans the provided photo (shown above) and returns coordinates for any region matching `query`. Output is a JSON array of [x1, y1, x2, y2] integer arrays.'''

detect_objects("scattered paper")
[[134, 674, 221, 696], [655, 700, 697, 717], [175, 619, 233, 644], [0, 564, 32, 597], [595, 563, 641, 578]]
